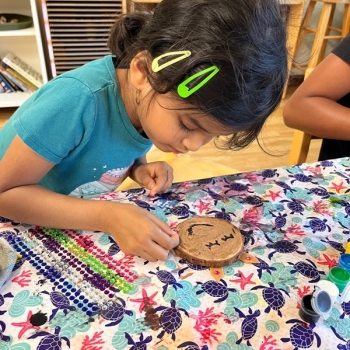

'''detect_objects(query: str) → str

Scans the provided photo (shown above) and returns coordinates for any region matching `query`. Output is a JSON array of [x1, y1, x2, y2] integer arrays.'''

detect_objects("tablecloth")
[[1, 158, 350, 350]]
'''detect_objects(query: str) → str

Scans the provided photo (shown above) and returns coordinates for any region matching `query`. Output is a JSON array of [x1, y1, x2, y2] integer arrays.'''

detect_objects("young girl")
[[0, 0, 287, 262]]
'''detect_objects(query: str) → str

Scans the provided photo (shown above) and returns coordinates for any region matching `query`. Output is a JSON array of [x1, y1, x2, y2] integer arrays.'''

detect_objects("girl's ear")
[[129, 51, 150, 90]]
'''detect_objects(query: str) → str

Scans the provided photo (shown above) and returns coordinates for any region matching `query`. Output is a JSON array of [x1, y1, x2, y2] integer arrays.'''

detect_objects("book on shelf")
[[0, 60, 37, 93], [0, 74, 13, 93], [0, 72, 21, 92], [2, 52, 43, 88]]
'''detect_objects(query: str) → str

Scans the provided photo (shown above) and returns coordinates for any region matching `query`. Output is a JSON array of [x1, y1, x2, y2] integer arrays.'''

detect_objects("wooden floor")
[[0, 86, 322, 187]]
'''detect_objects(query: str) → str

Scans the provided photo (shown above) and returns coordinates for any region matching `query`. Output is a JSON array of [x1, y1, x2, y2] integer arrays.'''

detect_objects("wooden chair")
[[282, 0, 308, 99], [292, 0, 350, 73], [287, 129, 317, 165]]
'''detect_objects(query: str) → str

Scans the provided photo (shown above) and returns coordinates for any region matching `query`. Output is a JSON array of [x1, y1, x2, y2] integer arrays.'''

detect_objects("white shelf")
[[0, 0, 47, 109], [0, 26, 36, 37], [0, 92, 33, 108]]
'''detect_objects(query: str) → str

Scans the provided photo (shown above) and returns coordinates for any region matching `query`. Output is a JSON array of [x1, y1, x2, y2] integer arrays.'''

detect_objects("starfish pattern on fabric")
[[328, 181, 347, 193], [264, 190, 282, 201], [129, 288, 158, 313], [193, 199, 211, 214], [317, 254, 338, 269], [12, 311, 40, 339], [229, 270, 256, 290]]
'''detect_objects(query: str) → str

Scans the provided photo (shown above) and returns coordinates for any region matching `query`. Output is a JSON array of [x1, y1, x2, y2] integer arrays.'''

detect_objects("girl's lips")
[[169, 146, 182, 154]]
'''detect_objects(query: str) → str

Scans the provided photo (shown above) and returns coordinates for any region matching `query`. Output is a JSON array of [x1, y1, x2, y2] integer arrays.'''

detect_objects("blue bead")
[[69, 295, 75, 300], [73, 299, 79, 304], [82, 306, 88, 312], [78, 302, 83, 308], [86, 310, 92, 316], [79, 295, 84, 300], [71, 288, 76, 292]]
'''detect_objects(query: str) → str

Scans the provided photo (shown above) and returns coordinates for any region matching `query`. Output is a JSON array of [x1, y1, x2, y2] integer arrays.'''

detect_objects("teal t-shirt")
[[0, 56, 152, 198]]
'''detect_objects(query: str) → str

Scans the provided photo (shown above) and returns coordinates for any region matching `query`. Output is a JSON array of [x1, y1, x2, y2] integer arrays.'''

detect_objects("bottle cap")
[[345, 242, 350, 254], [316, 280, 339, 304], [311, 288, 332, 315], [328, 266, 350, 293], [338, 254, 350, 273]]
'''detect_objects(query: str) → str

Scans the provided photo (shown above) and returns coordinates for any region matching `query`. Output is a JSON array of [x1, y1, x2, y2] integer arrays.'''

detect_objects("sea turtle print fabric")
[[1, 157, 350, 349]]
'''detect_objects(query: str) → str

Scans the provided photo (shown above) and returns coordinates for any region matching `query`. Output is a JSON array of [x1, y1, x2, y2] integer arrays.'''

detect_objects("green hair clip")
[[177, 65, 220, 98]]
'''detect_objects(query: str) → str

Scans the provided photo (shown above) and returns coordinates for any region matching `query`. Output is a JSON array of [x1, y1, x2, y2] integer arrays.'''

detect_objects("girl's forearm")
[[0, 185, 115, 232]]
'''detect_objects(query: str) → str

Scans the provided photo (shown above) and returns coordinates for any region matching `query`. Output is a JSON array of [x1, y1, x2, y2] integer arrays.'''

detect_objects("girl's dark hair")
[[108, 0, 288, 151]]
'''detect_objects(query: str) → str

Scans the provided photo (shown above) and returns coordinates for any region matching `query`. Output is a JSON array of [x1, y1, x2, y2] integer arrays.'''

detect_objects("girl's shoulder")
[[52, 55, 117, 93]]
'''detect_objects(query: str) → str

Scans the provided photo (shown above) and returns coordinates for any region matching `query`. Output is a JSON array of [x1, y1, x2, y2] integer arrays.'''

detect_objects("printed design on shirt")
[[100, 168, 130, 185], [70, 165, 132, 198]]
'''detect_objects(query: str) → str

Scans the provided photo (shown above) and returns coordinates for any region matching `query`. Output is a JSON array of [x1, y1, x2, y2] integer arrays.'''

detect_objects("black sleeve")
[[332, 34, 350, 63]]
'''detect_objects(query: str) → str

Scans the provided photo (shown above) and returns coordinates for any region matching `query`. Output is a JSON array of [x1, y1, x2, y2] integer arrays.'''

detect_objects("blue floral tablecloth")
[[1, 158, 350, 350]]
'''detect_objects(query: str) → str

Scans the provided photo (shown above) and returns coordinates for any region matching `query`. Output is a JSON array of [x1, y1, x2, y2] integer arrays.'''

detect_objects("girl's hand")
[[105, 203, 179, 262], [130, 161, 174, 196]]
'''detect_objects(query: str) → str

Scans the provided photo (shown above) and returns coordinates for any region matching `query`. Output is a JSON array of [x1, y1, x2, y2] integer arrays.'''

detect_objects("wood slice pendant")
[[173, 217, 244, 267]]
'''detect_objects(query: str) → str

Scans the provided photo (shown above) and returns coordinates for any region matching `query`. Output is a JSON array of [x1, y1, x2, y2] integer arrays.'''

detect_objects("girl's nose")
[[182, 132, 213, 152]]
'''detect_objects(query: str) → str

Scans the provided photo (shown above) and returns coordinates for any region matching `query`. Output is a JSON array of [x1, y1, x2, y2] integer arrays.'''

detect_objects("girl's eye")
[[179, 120, 194, 134]]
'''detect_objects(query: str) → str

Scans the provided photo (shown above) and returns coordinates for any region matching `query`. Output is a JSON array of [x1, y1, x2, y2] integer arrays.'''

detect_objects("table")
[[1, 157, 350, 349]]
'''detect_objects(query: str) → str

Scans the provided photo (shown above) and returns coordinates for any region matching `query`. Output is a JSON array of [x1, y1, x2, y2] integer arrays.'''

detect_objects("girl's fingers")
[[146, 240, 170, 261], [149, 164, 173, 195], [152, 228, 179, 250], [149, 214, 178, 237], [139, 250, 157, 262]]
